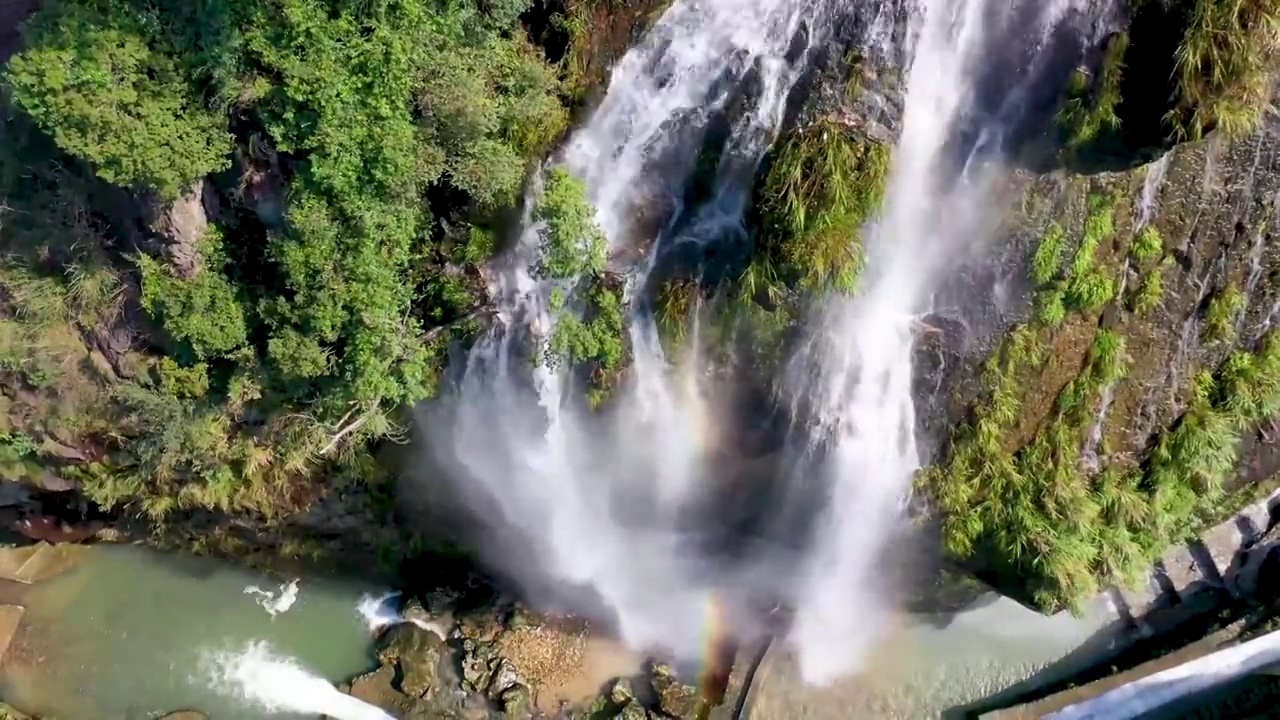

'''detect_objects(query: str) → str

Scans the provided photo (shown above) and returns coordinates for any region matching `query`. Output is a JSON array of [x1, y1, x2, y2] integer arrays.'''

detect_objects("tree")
[[6, 0, 231, 198]]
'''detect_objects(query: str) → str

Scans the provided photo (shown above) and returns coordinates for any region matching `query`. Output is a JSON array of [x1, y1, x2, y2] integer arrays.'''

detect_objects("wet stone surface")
[[343, 589, 708, 720]]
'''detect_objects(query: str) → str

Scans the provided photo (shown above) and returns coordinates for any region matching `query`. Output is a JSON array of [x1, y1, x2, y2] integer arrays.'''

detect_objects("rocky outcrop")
[[343, 587, 711, 720], [146, 181, 217, 279], [744, 0, 1280, 613]]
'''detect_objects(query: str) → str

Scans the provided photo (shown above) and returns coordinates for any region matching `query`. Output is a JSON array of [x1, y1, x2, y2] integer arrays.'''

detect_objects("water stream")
[[0, 545, 387, 719]]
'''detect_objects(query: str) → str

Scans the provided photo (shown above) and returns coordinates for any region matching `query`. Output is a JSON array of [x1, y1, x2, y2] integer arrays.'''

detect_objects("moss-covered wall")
[[920, 113, 1280, 611]]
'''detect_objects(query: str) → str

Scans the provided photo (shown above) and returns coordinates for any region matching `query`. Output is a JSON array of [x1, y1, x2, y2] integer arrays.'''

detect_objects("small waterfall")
[[1080, 383, 1116, 472], [206, 641, 393, 720], [1135, 154, 1170, 230], [779, 0, 1114, 684], [357, 591, 452, 640], [425, 0, 827, 660], [356, 592, 404, 632]]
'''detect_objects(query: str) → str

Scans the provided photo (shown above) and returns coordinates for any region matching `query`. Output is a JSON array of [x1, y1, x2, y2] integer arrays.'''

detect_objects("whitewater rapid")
[[207, 641, 393, 720]]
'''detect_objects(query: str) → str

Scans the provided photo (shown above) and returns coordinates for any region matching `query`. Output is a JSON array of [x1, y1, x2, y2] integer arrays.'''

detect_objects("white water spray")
[[782, 0, 1113, 684], [357, 591, 452, 640], [356, 592, 404, 632], [1135, 154, 1170, 229], [206, 641, 393, 720]]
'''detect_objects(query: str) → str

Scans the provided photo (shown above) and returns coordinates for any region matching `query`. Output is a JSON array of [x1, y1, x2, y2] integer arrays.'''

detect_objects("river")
[[0, 541, 1133, 719], [0, 543, 388, 719]]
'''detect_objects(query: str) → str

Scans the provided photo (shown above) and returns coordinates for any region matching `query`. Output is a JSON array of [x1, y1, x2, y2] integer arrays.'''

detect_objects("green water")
[[1, 544, 388, 719]]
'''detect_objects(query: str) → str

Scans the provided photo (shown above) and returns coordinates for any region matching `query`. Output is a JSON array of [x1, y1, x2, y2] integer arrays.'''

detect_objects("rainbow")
[[695, 594, 738, 719]]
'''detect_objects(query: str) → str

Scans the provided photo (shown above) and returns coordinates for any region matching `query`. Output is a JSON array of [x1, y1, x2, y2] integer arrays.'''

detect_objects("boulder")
[[348, 664, 422, 717], [650, 663, 699, 719], [610, 677, 636, 706], [500, 682, 533, 718], [377, 623, 448, 699], [487, 656, 523, 698], [460, 637, 498, 692], [148, 180, 216, 278], [158, 713, 207, 720], [617, 701, 650, 720]]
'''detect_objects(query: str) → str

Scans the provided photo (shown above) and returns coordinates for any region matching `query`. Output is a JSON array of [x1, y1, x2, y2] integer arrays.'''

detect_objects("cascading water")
[[206, 641, 393, 720], [779, 0, 1116, 684], [423, 0, 1119, 689], [423, 0, 827, 660]]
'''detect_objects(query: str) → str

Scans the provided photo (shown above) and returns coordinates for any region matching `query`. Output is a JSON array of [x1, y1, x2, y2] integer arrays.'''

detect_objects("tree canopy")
[[0, 0, 574, 516]]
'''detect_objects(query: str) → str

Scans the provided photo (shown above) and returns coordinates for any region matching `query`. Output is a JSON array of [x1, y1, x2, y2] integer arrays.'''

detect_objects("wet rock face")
[[779, 3, 1280, 611]]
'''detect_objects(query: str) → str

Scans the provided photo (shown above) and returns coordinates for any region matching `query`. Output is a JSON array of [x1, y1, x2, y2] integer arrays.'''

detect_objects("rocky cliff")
[[735, 0, 1280, 612]]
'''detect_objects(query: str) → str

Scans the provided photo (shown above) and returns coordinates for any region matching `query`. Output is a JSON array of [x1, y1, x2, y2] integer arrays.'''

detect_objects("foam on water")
[[356, 592, 403, 633], [206, 640, 393, 720]]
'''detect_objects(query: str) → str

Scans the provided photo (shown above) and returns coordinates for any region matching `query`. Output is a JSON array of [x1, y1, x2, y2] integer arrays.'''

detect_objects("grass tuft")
[[1169, 0, 1280, 140], [756, 116, 889, 294]]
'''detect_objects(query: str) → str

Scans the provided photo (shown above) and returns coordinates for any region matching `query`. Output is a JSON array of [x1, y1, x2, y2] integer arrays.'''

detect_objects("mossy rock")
[[376, 623, 450, 698], [650, 663, 699, 719]]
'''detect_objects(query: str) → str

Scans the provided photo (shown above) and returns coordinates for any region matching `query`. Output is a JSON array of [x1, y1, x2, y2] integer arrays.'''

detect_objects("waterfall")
[[356, 592, 404, 632], [779, 0, 1115, 684], [421, 0, 1120, 686], [423, 0, 827, 660], [206, 641, 393, 720]]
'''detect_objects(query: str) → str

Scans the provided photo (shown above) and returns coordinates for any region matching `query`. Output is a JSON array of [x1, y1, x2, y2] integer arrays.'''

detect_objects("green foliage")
[[1131, 225, 1164, 265], [138, 235, 249, 361], [535, 168, 607, 279], [546, 279, 628, 407], [1033, 193, 1121, 319], [926, 187, 1208, 609], [1059, 32, 1128, 152], [1133, 258, 1172, 315], [756, 117, 889, 294], [1032, 222, 1068, 286], [1203, 283, 1247, 344], [655, 279, 701, 350], [1138, 334, 1280, 541], [1169, 0, 1280, 139], [926, 325, 1140, 610], [0, 0, 575, 516], [5, 0, 232, 198], [1036, 289, 1068, 326], [929, 303, 1280, 610], [529, 165, 626, 406]]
